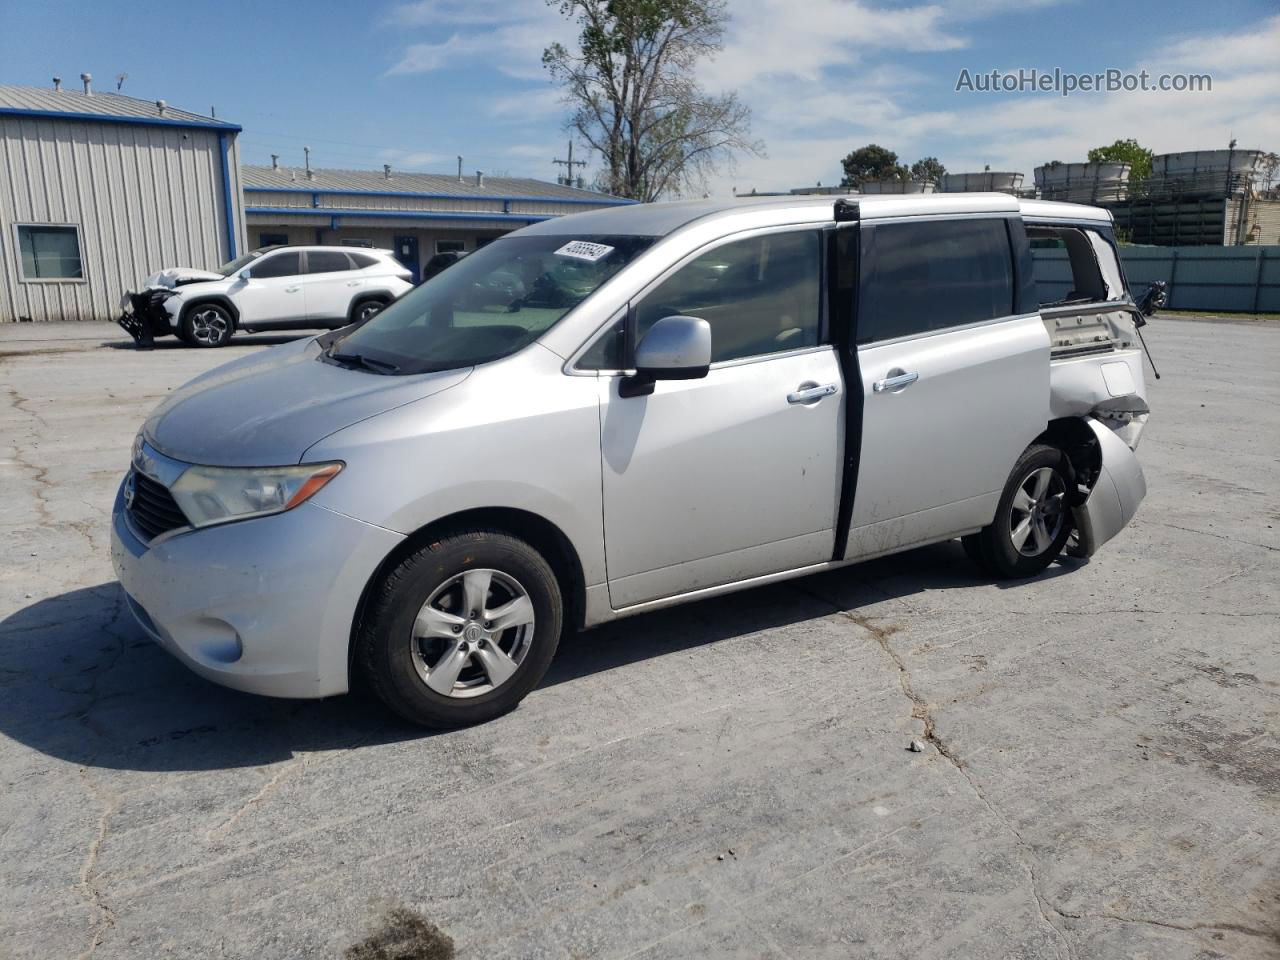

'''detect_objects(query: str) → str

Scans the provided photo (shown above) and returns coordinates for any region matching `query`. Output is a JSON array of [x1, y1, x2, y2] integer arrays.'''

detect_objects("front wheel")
[[964, 444, 1073, 579], [357, 531, 563, 727], [181, 304, 234, 347]]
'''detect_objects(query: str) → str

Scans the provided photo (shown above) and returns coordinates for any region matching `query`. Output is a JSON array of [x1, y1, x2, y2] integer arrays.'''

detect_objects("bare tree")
[[543, 0, 763, 201]]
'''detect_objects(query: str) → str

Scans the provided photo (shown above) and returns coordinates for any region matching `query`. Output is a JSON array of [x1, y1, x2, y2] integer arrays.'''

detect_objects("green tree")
[[910, 156, 947, 184], [1088, 138, 1155, 182], [840, 144, 901, 187], [543, 0, 762, 201]]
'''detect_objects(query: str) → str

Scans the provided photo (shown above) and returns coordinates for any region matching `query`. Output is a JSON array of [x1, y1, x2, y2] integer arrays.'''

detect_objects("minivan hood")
[[144, 267, 225, 289], [143, 337, 471, 466]]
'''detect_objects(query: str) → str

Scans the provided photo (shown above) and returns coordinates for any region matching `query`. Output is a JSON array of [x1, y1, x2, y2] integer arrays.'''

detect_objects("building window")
[[258, 232, 289, 247], [16, 224, 84, 280], [343, 238, 374, 248], [436, 239, 465, 254]]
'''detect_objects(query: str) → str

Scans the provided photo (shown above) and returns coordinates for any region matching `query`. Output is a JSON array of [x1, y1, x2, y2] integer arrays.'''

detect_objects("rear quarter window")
[[858, 219, 1015, 344]]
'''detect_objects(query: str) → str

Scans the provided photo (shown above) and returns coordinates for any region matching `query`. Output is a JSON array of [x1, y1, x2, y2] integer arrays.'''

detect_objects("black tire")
[[350, 297, 389, 325], [967, 444, 1073, 579], [357, 530, 562, 727], [180, 303, 234, 347]]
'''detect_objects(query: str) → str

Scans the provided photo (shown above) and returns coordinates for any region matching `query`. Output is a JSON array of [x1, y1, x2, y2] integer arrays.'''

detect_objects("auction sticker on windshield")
[[554, 241, 615, 262]]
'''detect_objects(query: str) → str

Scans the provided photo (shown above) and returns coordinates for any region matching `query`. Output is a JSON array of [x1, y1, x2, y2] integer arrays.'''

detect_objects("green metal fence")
[[1032, 245, 1280, 313]]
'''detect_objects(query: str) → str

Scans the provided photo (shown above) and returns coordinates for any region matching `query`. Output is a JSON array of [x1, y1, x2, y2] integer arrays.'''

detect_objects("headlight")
[[169, 462, 343, 528]]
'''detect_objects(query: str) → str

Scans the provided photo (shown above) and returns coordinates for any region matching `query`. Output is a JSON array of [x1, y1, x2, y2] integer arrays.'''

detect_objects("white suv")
[[119, 245, 414, 347]]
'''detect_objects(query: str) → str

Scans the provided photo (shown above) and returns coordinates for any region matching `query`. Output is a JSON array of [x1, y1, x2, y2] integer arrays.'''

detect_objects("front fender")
[[304, 347, 607, 587]]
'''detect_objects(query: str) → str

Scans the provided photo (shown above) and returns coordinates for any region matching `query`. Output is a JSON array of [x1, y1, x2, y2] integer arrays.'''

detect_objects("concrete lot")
[[1, 319, 1277, 960]]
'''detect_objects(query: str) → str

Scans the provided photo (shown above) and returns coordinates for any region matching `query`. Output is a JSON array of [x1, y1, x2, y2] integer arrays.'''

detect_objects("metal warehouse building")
[[1, 79, 632, 321], [0, 80, 244, 323], [241, 163, 631, 282]]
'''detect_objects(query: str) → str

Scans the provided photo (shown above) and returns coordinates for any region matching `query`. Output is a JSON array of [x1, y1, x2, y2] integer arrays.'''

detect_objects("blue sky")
[[2, 0, 1276, 195]]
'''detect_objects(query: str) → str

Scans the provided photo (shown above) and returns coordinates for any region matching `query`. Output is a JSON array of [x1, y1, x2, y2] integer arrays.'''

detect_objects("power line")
[[552, 141, 587, 187]]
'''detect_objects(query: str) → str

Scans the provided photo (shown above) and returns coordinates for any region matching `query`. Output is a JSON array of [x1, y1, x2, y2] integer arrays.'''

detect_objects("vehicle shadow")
[[0, 542, 1080, 774], [544, 540, 1083, 688]]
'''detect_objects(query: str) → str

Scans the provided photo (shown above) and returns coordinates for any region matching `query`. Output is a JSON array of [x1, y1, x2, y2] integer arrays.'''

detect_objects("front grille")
[[128, 471, 189, 541]]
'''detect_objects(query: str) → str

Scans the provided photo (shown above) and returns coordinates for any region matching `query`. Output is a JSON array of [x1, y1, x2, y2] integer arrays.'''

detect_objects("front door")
[[845, 217, 1050, 558], [235, 249, 305, 324], [599, 229, 843, 609], [393, 235, 420, 283]]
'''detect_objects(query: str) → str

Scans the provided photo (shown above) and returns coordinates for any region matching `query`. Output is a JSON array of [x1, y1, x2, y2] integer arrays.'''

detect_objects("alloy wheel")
[[190, 308, 229, 345], [409, 568, 536, 698], [1008, 466, 1066, 557]]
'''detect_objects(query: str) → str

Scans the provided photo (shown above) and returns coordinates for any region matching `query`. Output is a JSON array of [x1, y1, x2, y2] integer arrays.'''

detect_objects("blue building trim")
[[245, 206, 555, 224], [244, 185, 634, 206], [218, 133, 239, 261], [0, 106, 242, 133]]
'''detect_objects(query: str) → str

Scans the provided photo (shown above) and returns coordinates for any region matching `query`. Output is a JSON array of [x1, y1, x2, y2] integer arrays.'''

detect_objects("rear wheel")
[[351, 297, 389, 324], [357, 531, 562, 727], [181, 303, 234, 347], [965, 445, 1073, 579]]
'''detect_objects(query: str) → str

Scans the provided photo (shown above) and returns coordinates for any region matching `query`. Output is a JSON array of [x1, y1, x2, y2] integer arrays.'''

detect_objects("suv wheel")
[[963, 444, 1074, 579], [352, 298, 388, 324], [357, 531, 563, 727], [181, 304, 234, 348]]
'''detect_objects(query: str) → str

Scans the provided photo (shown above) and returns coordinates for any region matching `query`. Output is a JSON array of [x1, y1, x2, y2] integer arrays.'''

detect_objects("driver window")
[[635, 231, 821, 363], [252, 251, 301, 279]]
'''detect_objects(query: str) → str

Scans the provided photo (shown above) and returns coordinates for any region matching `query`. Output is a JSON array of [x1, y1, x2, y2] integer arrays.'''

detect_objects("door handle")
[[872, 370, 919, 393], [285, 286, 301, 293], [787, 382, 838, 404], [346, 280, 362, 286]]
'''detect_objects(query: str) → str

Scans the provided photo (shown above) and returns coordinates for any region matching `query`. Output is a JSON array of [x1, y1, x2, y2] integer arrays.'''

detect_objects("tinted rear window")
[[858, 219, 1015, 344], [307, 250, 353, 273], [350, 252, 380, 269]]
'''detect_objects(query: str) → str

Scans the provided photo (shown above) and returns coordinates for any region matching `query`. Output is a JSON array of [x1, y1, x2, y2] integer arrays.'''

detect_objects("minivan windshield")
[[326, 234, 655, 374]]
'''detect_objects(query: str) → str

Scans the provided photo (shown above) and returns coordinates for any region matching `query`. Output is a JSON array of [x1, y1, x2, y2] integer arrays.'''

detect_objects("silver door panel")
[[846, 315, 1049, 558], [607, 530, 831, 610], [600, 347, 843, 608], [844, 491, 997, 562]]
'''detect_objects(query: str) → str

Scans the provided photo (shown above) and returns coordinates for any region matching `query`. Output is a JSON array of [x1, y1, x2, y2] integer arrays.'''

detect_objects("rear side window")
[[858, 219, 1014, 344], [306, 250, 353, 274], [635, 230, 822, 363], [350, 253, 380, 269], [1027, 226, 1121, 306], [252, 251, 301, 279]]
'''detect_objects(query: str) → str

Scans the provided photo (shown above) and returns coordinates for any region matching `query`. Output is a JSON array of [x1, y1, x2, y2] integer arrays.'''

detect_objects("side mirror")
[[1133, 280, 1166, 325], [238, 268, 252, 281], [620, 315, 711, 398]]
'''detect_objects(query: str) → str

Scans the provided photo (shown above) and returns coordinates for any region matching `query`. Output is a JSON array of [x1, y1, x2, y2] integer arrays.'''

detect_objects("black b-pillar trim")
[[828, 219, 863, 562]]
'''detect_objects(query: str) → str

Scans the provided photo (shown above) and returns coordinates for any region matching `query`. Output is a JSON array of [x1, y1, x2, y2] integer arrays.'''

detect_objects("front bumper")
[[110, 481, 404, 698], [118, 290, 178, 340]]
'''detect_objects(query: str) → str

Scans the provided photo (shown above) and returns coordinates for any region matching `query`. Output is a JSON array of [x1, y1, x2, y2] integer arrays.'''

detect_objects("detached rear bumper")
[[1071, 417, 1147, 558]]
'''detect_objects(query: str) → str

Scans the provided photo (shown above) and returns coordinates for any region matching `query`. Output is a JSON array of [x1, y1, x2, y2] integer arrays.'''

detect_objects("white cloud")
[[708, 10, 1280, 195], [384, 2, 573, 79], [703, 0, 965, 90], [379, 0, 1279, 197]]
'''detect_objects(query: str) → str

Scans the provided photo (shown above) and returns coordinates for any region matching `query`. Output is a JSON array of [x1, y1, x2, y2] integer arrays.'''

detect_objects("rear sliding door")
[[844, 216, 1050, 560]]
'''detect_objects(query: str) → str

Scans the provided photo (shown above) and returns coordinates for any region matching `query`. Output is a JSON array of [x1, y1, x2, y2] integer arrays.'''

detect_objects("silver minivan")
[[111, 194, 1151, 726]]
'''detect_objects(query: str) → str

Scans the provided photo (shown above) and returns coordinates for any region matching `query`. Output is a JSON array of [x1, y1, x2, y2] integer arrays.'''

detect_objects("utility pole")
[[552, 141, 587, 187]]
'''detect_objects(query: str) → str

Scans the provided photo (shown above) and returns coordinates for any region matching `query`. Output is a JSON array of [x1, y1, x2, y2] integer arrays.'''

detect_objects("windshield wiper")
[[326, 350, 400, 374]]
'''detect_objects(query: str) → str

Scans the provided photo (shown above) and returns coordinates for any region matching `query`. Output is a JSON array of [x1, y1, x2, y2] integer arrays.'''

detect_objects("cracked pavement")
[[1, 319, 1278, 959]]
